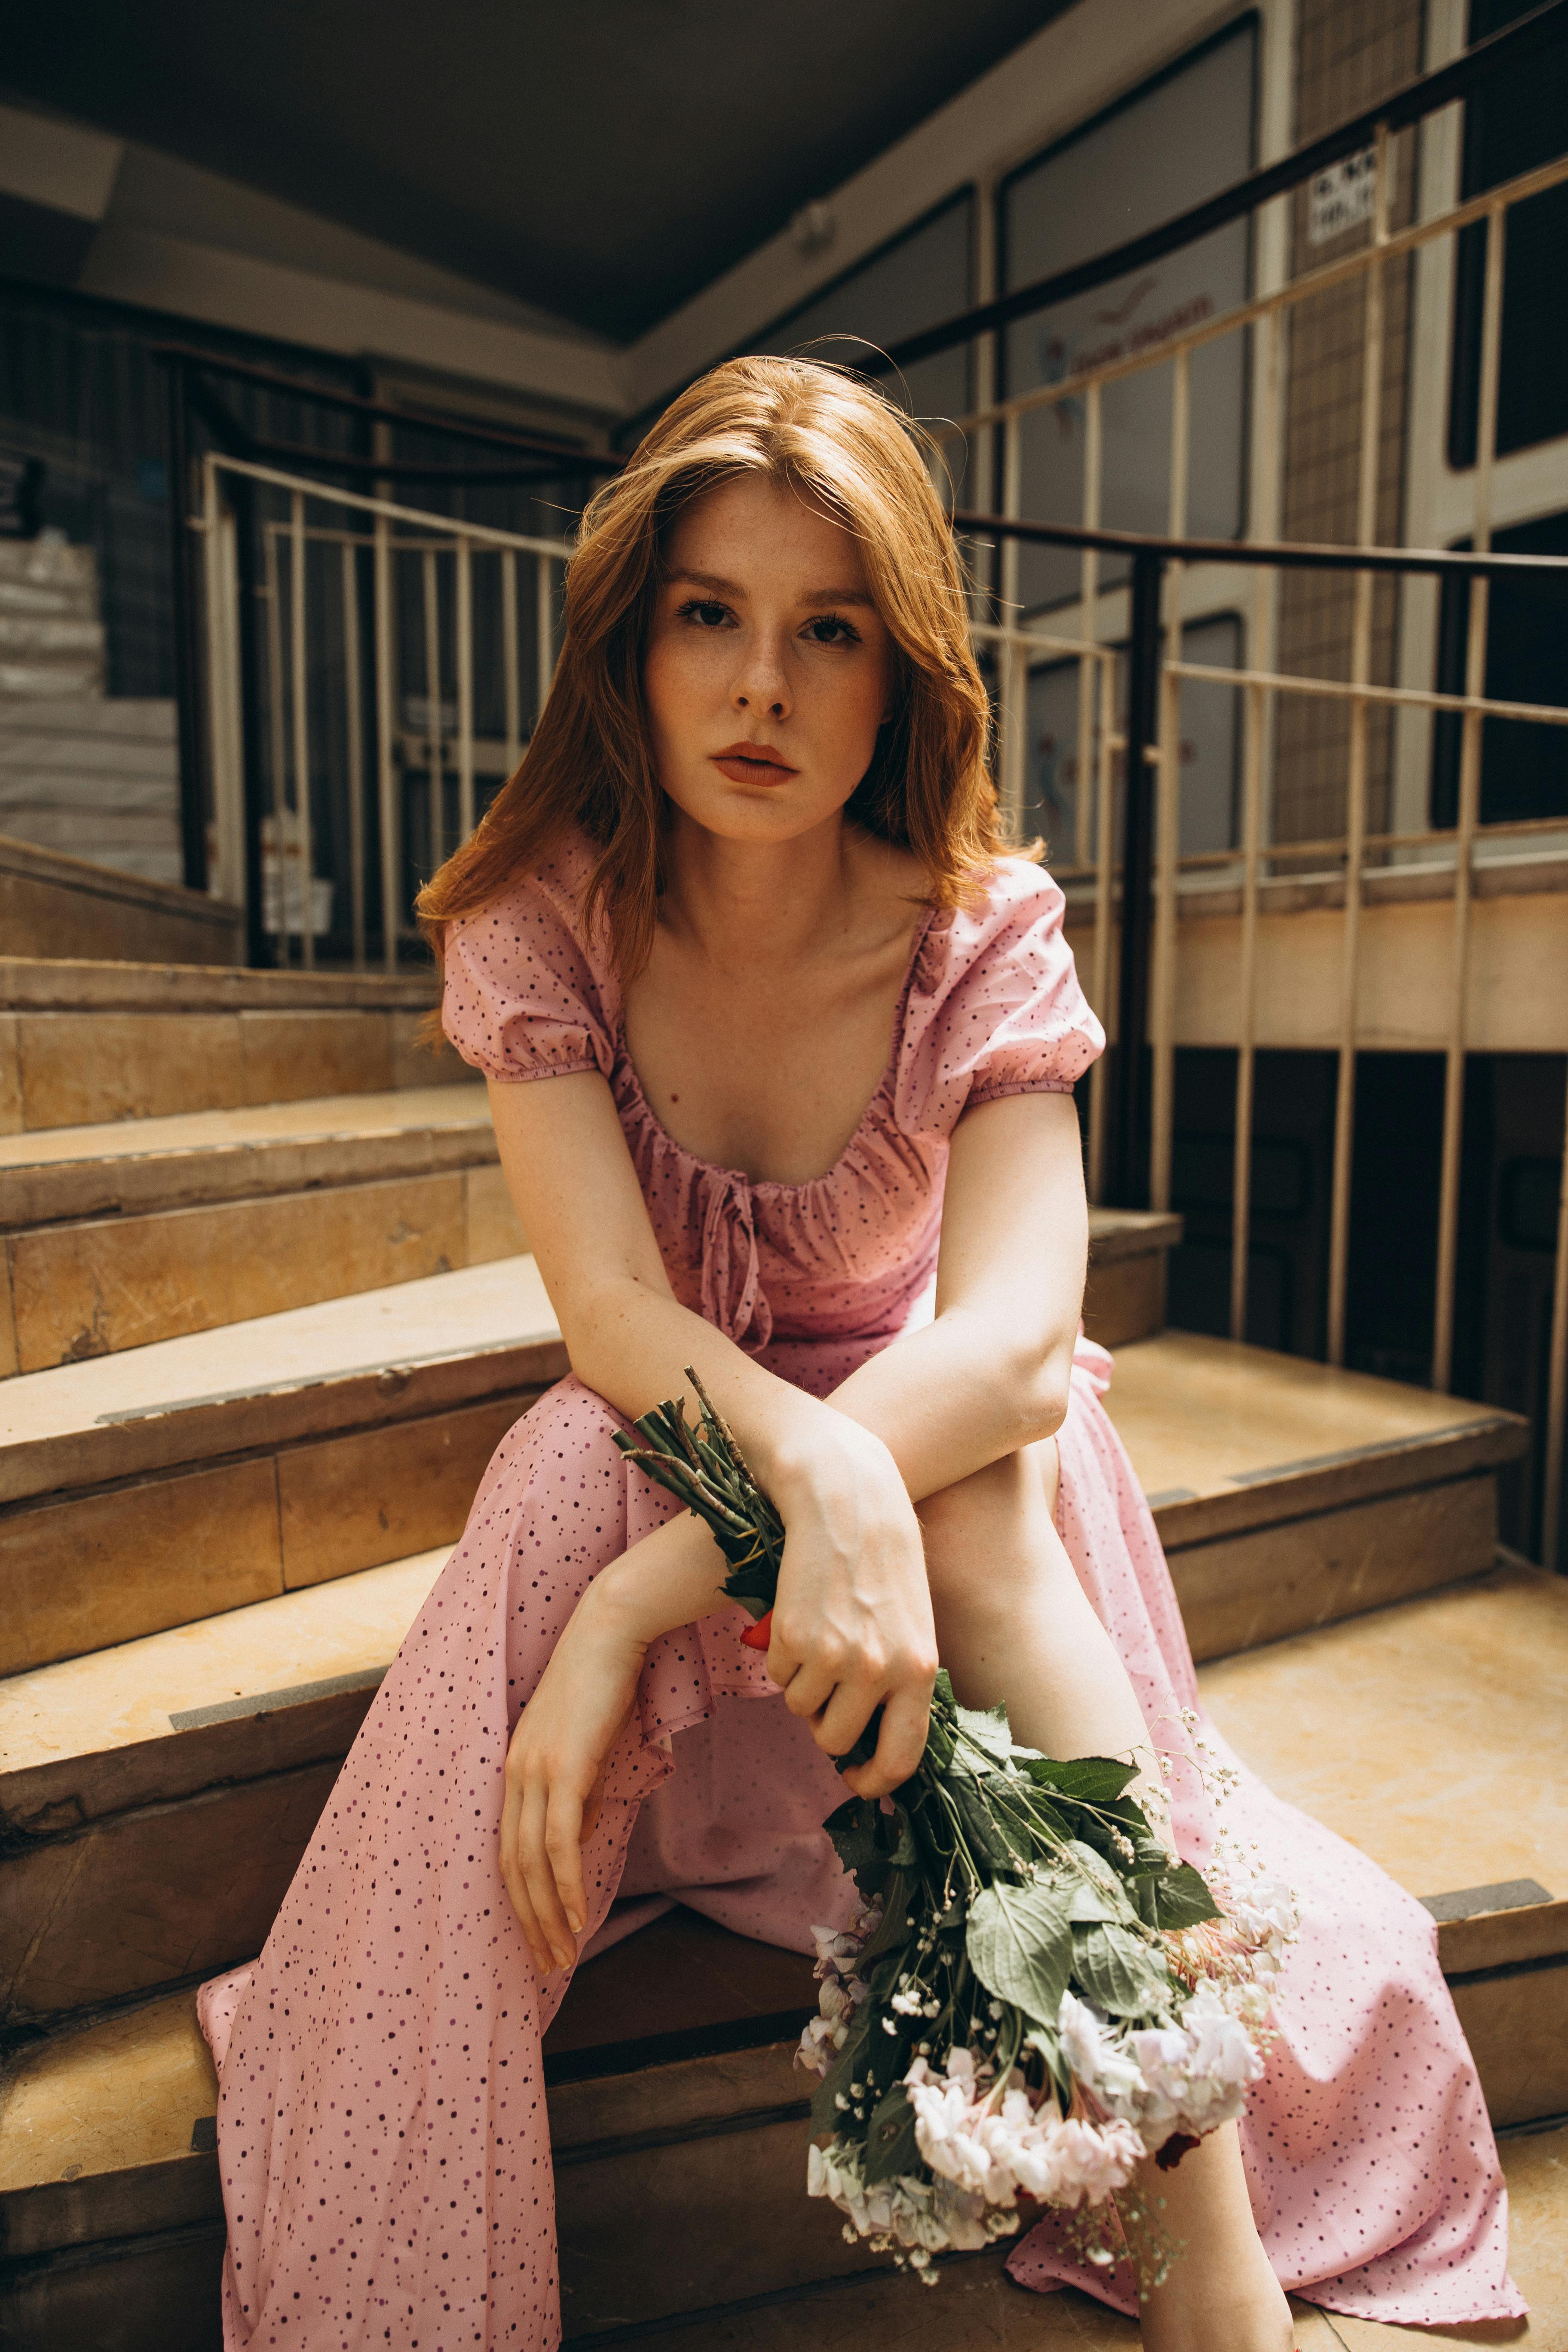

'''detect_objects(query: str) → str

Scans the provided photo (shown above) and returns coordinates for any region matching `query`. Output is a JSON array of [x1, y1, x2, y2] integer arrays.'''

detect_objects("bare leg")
[[919, 1446, 1293, 2352]]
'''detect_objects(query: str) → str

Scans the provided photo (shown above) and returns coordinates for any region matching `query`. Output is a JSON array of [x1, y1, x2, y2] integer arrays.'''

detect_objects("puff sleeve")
[[441, 841, 619, 1084], [894, 862, 1103, 1139]]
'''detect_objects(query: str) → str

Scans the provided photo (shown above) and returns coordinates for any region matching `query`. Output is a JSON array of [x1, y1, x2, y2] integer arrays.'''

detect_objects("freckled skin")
[[198, 839, 1521, 2348]]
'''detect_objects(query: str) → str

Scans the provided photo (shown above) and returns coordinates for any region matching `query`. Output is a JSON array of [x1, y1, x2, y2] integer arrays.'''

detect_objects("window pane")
[[1447, 0, 1568, 466], [1430, 508, 1568, 826], [1000, 24, 1256, 612], [758, 194, 973, 430]]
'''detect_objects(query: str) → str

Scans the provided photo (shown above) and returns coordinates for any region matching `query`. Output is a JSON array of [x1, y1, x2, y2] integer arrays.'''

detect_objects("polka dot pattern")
[[197, 861, 1521, 2346]]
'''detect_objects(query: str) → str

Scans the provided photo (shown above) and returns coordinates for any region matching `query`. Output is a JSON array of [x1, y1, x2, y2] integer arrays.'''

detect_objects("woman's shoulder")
[[914, 854, 1065, 995], [441, 825, 619, 1081]]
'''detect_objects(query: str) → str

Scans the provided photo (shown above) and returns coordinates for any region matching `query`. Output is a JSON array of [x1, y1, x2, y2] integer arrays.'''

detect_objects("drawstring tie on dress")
[[698, 1168, 774, 1352]]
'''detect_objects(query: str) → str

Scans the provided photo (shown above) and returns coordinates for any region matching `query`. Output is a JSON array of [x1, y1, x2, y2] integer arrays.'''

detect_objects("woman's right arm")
[[487, 1072, 938, 1740]]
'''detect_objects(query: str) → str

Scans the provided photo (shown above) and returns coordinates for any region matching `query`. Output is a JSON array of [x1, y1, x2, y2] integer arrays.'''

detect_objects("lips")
[[711, 741, 799, 785]]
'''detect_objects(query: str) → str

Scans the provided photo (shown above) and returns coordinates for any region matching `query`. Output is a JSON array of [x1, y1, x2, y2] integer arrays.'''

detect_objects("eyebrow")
[[666, 567, 876, 609]]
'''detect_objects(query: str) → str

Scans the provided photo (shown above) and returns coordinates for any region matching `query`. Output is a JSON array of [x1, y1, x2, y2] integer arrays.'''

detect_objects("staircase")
[[0, 951, 1563, 2351]]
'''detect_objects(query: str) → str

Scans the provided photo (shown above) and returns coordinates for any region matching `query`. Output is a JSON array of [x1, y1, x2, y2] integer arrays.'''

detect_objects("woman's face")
[[643, 474, 895, 847]]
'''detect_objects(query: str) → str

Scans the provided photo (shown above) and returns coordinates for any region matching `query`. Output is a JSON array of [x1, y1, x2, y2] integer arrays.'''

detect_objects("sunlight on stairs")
[[0, 950, 1563, 2348]]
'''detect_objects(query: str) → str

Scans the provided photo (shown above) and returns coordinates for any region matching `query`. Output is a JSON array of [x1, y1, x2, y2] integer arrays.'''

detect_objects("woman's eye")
[[677, 598, 732, 628], [804, 613, 860, 646]]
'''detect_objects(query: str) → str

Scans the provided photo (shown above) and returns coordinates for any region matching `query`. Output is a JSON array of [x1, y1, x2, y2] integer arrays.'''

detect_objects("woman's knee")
[[918, 1439, 1062, 1620]]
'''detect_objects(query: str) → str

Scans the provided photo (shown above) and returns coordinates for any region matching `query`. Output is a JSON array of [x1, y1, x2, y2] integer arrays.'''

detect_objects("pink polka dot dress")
[[199, 833, 1522, 2345]]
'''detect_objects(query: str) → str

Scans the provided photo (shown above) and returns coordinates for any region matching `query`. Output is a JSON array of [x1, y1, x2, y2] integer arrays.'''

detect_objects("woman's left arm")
[[823, 1088, 1087, 1498]]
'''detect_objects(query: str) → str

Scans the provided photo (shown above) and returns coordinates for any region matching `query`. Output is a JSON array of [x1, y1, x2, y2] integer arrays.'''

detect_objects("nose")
[[732, 626, 791, 721]]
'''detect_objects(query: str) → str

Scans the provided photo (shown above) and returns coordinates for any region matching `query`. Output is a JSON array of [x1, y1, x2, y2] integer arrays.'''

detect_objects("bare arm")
[[490, 1072, 1088, 1967]]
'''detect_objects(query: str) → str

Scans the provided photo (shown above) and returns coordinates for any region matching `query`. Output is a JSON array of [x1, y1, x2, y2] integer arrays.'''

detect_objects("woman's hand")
[[499, 1585, 647, 1974], [765, 1414, 939, 1801]]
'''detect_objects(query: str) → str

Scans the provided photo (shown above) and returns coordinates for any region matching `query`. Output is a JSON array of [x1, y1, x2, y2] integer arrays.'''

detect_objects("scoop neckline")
[[612, 905, 938, 1197]]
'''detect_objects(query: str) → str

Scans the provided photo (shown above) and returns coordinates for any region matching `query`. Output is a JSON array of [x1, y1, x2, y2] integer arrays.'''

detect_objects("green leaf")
[[1072, 1922, 1164, 2017], [1021, 1755, 1140, 1804], [953, 1698, 1015, 1767], [949, 1768, 1022, 1874], [861, 2083, 922, 2184], [823, 1795, 879, 1878], [965, 1880, 1074, 2026], [1142, 1861, 1223, 1931]]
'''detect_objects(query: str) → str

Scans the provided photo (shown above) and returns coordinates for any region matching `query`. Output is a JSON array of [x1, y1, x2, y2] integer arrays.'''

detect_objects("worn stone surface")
[[0, 1761, 341, 2023], [10, 1172, 470, 1369], [1449, 1965, 1568, 2131], [0, 1460, 283, 1676], [17, 1012, 248, 1127], [1199, 1565, 1568, 1948], [1172, 1473, 1498, 1663], [277, 1396, 525, 1587], [1081, 1248, 1165, 1349], [0, 1010, 22, 1135], [235, 1008, 392, 1102]]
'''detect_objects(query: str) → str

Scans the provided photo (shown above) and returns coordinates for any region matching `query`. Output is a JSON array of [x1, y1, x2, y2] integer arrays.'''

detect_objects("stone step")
[[0, 840, 244, 969], [1101, 1330, 1526, 1662], [1197, 1557, 1568, 2132], [0, 1276, 1522, 1682], [2, 1923, 1562, 2351], [0, 955, 460, 1132], [0, 1085, 523, 1373], [0, 1258, 567, 1677]]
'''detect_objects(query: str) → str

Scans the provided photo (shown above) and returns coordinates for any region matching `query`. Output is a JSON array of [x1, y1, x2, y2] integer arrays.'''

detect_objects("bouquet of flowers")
[[614, 1372, 1296, 2282]]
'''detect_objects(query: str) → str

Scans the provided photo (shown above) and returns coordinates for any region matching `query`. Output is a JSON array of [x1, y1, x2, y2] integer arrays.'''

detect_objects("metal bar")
[[932, 148, 1568, 450], [199, 453, 243, 913], [998, 413, 1026, 834], [150, 340, 620, 470], [882, 2, 1568, 377], [456, 535, 475, 845], [373, 511, 399, 972], [1073, 382, 1102, 871], [1148, 352, 1190, 1217], [1231, 676, 1266, 1341], [341, 542, 366, 971], [502, 549, 522, 779], [1109, 550, 1164, 1207], [1087, 649, 1116, 1205], [262, 522, 291, 968], [230, 480, 272, 968], [163, 361, 210, 893], [1162, 661, 1568, 726], [423, 547, 444, 877], [208, 454, 573, 559], [1327, 132, 1389, 1369], [1433, 201, 1506, 1393], [951, 504, 1568, 581], [536, 553, 556, 720], [1543, 1072, 1568, 1571], [289, 490, 314, 971]]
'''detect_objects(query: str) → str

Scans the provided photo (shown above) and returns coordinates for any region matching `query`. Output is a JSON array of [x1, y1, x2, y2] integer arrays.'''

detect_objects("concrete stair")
[[0, 945, 1556, 2346], [0, 1086, 524, 1372], [0, 958, 464, 1132]]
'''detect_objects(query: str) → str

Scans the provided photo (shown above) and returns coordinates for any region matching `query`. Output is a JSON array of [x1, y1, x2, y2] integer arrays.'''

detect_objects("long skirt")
[[199, 1337, 1522, 2346]]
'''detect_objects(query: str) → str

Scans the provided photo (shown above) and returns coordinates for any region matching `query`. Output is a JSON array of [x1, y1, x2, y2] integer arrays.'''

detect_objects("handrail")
[[873, 0, 1568, 374], [951, 510, 1568, 581], [151, 340, 624, 472]]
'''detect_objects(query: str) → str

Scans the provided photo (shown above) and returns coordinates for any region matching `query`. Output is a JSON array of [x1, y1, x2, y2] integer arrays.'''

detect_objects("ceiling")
[[4, 1, 1077, 343]]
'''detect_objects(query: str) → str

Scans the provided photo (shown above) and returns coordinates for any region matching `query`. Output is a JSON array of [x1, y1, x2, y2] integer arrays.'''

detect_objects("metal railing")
[[199, 455, 574, 971], [858, 12, 1568, 1568]]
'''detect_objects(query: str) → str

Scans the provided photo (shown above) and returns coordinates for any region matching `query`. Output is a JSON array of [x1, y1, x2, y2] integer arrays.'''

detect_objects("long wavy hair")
[[416, 354, 1018, 978]]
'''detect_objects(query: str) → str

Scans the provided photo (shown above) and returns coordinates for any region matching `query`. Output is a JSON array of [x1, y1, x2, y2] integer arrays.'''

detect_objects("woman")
[[200, 358, 1520, 2349]]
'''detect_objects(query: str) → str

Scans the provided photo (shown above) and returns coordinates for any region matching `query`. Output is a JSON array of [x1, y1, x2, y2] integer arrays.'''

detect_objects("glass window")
[[1447, 0, 1568, 467], [1023, 612, 1241, 865], [757, 193, 973, 433], [999, 21, 1257, 612], [1431, 508, 1568, 826]]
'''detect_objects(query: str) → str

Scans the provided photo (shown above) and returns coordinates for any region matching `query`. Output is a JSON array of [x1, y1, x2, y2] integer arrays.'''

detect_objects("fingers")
[[499, 1769, 554, 1970], [842, 1681, 933, 1800], [520, 1778, 585, 1974]]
